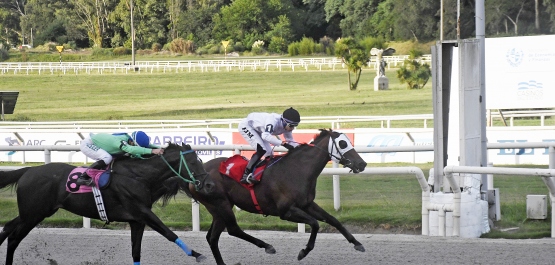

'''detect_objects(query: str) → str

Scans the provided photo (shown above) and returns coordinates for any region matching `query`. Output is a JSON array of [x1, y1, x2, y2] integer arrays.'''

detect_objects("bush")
[[298, 37, 316, 55], [251, 40, 265, 55], [0, 49, 8, 62], [268, 37, 287, 54], [113, 47, 131, 56], [170, 38, 195, 54], [288, 42, 300, 56], [152, 43, 162, 52], [319, 36, 335, 55], [92, 48, 114, 57], [396, 50, 432, 89], [233, 42, 245, 52]]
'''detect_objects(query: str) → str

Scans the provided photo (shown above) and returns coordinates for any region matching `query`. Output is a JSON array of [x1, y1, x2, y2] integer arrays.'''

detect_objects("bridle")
[[160, 148, 207, 191], [310, 132, 355, 170]]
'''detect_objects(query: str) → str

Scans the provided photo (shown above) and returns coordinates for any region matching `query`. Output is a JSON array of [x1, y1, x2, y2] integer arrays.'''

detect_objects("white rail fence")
[[0, 56, 432, 75], [2, 142, 555, 237], [0, 115, 434, 131]]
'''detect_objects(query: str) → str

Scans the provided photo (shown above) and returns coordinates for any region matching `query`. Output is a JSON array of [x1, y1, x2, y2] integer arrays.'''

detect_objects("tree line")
[[1, 0, 554, 52]]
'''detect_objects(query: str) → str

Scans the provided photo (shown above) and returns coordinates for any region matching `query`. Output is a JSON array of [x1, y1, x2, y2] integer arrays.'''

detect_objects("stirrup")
[[246, 173, 260, 184], [240, 173, 252, 184], [76, 175, 94, 186]]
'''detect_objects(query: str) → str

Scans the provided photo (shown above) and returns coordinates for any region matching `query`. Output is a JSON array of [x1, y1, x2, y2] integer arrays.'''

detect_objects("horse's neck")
[[287, 142, 330, 177]]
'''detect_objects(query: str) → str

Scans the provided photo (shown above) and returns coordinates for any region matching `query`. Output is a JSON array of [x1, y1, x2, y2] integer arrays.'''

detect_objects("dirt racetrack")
[[2, 228, 555, 265]]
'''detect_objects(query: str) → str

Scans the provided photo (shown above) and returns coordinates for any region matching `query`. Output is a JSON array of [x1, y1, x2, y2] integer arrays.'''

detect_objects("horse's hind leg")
[[0, 217, 21, 246], [305, 201, 365, 252], [279, 206, 320, 260], [4, 218, 44, 265]]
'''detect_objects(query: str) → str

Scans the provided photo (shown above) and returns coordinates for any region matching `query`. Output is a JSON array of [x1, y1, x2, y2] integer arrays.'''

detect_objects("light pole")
[[131, 0, 135, 67]]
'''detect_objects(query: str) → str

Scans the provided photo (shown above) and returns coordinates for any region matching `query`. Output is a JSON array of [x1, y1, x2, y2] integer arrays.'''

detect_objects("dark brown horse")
[[190, 129, 367, 265], [0, 143, 213, 265]]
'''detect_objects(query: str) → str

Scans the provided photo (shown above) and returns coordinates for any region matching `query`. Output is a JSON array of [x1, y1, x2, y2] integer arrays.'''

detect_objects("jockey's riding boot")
[[240, 153, 262, 184], [76, 160, 107, 186]]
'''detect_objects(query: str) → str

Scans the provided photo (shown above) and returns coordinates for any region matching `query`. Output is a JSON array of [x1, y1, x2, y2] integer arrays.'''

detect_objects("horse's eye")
[[338, 140, 348, 149]]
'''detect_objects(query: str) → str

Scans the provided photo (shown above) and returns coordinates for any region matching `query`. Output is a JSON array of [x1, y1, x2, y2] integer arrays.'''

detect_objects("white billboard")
[[485, 35, 555, 109]]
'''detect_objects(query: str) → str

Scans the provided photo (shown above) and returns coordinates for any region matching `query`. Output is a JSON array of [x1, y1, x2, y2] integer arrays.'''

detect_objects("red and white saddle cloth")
[[218, 155, 267, 187], [219, 155, 271, 214]]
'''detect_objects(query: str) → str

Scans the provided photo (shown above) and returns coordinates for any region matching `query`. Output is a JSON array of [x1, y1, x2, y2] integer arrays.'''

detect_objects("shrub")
[[396, 50, 432, 89], [268, 36, 287, 54], [288, 42, 300, 56], [152, 43, 162, 52], [298, 37, 316, 55], [170, 38, 195, 54], [319, 36, 335, 55], [251, 40, 265, 55], [0, 49, 8, 62], [92, 48, 113, 57], [113, 47, 131, 56], [233, 42, 245, 52]]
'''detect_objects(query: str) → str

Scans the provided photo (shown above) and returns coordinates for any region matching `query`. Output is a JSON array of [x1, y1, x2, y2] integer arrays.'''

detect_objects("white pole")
[[333, 161, 340, 211], [83, 217, 91, 228], [192, 200, 200, 232]]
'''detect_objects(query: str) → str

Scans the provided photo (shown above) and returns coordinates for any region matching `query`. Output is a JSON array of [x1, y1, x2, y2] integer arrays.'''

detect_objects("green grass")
[[0, 69, 433, 122]]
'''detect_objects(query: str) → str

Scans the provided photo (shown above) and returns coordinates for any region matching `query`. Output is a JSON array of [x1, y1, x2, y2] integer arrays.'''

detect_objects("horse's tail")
[[0, 167, 30, 190]]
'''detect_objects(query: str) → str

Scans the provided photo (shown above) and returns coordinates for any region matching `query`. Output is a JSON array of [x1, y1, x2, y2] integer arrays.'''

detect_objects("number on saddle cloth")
[[218, 154, 273, 184], [66, 167, 112, 193]]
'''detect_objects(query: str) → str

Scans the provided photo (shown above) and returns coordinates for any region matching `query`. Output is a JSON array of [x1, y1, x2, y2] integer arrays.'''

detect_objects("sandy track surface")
[[1, 228, 555, 265]]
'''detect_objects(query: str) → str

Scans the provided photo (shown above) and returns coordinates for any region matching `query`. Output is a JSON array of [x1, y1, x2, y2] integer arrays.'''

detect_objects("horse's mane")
[[120, 142, 193, 206], [282, 129, 333, 157]]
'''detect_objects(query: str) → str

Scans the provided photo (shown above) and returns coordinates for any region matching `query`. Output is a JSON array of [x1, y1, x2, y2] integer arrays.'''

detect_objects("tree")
[[212, 0, 291, 49], [334, 37, 370, 90], [391, 0, 439, 42], [177, 1, 220, 47]]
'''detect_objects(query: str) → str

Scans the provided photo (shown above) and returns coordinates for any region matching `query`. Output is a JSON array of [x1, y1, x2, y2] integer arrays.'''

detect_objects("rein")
[[160, 149, 202, 191]]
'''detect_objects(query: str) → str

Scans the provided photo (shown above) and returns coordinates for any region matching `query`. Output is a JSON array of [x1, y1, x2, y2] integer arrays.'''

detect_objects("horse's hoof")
[[297, 249, 307, 260], [265, 245, 276, 254], [196, 254, 207, 262], [354, 244, 366, 252]]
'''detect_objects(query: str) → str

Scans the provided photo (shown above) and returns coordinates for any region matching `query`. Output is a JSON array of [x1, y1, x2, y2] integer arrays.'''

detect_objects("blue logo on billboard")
[[506, 48, 524, 67], [495, 139, 555, 155], [516, 80, 543, 100], [4, 137, 20, 156], [367, 135, 404, 156]]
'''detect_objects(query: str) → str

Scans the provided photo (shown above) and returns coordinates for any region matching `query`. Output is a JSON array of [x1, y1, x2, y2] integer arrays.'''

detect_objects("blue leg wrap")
[[134, 262, 140, 265], [175, 238, 192, 256]]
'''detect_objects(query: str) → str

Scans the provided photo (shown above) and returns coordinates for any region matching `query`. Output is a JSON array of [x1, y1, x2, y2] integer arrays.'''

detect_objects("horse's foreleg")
[[305, 202, 365, 252], [205, 204, 276, 265], [206, 218, 227, 265], [129, 221, 145, 264], [279, 206, 320, 260], [129, 207, 206, 263]]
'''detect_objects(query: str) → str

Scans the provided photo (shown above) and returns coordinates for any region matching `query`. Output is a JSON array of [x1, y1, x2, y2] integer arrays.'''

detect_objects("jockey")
[[238, 107, 300, 184], [76, 131, 164, 186]]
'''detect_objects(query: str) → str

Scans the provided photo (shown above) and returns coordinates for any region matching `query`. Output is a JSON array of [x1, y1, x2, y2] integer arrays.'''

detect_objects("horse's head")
[[314, 129, 367, 173], [162, 143, 214, 192]]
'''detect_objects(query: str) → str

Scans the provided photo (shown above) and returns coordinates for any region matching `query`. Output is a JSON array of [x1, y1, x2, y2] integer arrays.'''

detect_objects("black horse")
[[0, 143, 212, 265], [190, 129, 368, 265]]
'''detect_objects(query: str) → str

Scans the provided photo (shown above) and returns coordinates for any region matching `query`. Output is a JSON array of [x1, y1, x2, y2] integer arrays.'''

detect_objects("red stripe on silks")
[[249, 188, 263, 214]]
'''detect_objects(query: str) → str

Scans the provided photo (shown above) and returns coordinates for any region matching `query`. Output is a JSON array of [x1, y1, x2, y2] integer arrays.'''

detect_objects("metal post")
[[333, 161, 340, 211]]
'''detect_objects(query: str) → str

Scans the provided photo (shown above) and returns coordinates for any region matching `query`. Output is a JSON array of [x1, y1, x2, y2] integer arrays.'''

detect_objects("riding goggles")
[[282, 118, 299, 128]]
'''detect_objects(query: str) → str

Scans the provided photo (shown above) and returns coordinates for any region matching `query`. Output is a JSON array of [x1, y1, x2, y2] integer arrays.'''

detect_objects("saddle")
[[219, 155, 268, 188], [66, 167, 112, 193]]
